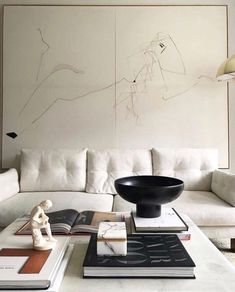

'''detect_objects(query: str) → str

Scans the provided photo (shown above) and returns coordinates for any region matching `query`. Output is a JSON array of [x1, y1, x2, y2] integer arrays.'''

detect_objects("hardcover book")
[[129, 216, 191, 240], [83, 234, 196, 278], [16, 209, 123, 235], [0, 244, 74, 292], [0, 236, 70, 290], [131, 207, 188, 232]]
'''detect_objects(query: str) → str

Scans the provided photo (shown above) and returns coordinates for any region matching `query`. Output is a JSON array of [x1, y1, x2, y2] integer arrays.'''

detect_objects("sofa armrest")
[[211, 170, 235, 206], [0, 169, 19, 202]]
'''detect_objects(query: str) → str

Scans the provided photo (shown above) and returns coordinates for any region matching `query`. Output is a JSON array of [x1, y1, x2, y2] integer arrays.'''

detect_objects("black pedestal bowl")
[[114, 175, 184, 218]]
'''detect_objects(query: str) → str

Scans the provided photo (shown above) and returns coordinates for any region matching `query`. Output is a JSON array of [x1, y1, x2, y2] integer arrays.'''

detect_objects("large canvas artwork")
[[3, 5, 228, 168]]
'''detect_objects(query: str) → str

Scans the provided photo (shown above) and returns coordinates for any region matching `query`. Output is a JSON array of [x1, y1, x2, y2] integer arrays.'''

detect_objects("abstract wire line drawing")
[[19, 64, 84, 117], [125, 32, 187, 101], [115, 32, 213, 121], [6, 29, 85, 139], [36, 28, 50, 82], [6, 30, 213, 139]]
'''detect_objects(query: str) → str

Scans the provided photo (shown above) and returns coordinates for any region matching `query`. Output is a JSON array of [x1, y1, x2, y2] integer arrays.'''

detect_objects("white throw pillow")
[[20, 148, 87, 192], [152, 148, 218, 191], [86, 149, 153, 194]]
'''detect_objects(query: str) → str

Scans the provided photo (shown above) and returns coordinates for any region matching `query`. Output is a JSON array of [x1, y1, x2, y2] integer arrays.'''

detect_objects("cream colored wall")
[[0, 0, 235, 172]]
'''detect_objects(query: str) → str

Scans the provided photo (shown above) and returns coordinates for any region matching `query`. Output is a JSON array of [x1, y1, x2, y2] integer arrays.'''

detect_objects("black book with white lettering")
[[83, 234, 196, 278]]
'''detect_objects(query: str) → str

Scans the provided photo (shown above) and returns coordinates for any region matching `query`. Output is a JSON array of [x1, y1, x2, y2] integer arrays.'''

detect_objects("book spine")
[[177, 233, 191, 241]]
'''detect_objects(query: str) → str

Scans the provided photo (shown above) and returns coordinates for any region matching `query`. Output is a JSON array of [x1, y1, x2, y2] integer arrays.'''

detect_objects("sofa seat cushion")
[[112, 191, 235, 227], [20, 149, 87, 192], [86, 149, 152, 194], [0, 192, 113, 228], [152, 148, 218, 191]]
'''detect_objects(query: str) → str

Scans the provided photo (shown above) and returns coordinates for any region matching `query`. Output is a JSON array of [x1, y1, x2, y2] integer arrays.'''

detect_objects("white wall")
[[0, 0, 234, 171]]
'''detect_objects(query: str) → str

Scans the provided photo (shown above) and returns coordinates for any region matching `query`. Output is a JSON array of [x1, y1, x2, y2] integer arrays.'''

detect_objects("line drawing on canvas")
[[36, 28, 50, 82], [6, 30, 213, 139]]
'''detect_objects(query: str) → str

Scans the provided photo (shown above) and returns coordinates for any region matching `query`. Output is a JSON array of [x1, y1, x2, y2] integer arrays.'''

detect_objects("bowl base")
[[136, 204, 161, 218]]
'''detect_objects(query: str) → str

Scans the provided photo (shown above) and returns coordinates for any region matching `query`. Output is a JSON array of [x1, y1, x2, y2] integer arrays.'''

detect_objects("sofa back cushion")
[[152, 148, 218, 191], [20, 149, 87, 192], [86, 149, 152, 194]]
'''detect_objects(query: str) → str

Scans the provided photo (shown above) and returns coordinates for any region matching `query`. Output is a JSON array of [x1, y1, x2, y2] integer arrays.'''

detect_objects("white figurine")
[[30, 200, 57, 250]]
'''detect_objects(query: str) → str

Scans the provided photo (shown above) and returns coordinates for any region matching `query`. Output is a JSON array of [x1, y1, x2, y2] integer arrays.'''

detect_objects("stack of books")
[[83, 233, 196, 278], [130, 207, 191, 240], [0, 235, 73, 291]]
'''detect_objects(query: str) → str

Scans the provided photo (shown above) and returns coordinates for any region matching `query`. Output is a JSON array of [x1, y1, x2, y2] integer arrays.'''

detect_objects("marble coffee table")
[[1, 215, 235, 292], [61, 215, 235, 292]]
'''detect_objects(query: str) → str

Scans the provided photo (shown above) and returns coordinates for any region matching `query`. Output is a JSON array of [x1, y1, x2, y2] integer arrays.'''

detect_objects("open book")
[[16, 209, 123, 235]]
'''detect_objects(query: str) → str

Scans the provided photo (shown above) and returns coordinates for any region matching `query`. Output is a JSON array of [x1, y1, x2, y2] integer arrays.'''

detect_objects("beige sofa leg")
[[231, 238, 235, 252]]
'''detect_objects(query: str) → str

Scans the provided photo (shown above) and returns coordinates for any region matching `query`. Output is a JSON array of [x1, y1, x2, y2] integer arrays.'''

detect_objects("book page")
[[73, 211, 94, 227], [48, 209, 79, 227], [16, 209, 79, 235], [71, 212, 123, 233]]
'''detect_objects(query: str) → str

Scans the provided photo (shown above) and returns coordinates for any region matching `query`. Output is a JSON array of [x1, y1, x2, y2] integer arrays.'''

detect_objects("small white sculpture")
[[30, 200, 57, 250]]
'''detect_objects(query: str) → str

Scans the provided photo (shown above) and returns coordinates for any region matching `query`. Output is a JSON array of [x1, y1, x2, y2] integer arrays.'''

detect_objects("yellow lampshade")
[[216, 55, 235, 81]]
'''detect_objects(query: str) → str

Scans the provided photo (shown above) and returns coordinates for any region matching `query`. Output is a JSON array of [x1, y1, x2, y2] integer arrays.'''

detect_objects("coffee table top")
[[1, 215, 235, 291], [61, 215, 235, 292]]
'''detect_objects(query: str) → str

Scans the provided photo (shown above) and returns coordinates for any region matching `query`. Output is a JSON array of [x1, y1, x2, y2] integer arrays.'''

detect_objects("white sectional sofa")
[[0, 148, 235, 249]]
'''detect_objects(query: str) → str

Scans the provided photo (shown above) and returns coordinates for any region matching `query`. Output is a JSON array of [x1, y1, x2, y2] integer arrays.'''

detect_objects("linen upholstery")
[[0, 191, 113, 228], [152, 148, 218, 191], [0, 168, 19, 202], [20, 149, 87, 192], [113, 190, 235, 226], [86, 149, 152, 194], [201, 226, 235, 239], [212, 170, 235, 206], [1, 147, 235, 240]]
